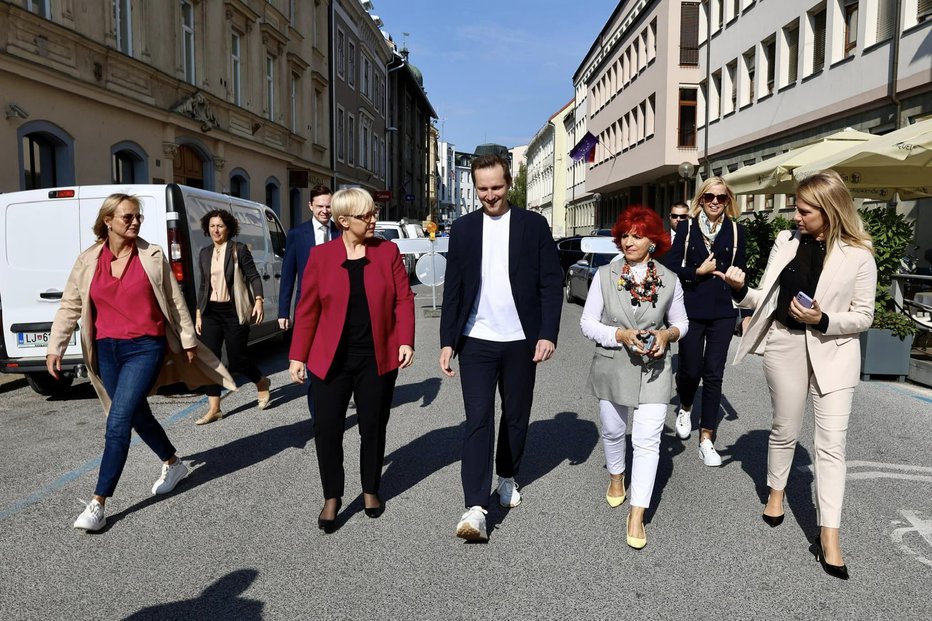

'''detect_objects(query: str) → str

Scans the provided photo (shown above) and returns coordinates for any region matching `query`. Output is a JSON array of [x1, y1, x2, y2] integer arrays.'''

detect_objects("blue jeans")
[[94, 336, 174, 497]]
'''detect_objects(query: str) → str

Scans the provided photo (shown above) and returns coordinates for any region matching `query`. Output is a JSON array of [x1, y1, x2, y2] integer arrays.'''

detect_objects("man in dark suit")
[[439, 154, 563, 541], [278, 185, 340, 330]]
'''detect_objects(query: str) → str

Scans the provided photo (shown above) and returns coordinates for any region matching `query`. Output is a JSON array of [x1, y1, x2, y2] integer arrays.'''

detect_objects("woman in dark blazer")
[[194, 209, 270, 425], [288, 188, 415, 533], [664, 177, 746, 466]]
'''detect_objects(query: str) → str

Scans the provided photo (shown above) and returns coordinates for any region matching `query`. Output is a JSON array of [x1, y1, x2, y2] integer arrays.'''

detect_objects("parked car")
[[556, 230, 611, 276], [374, 220, 416, 275], [0, 184, 286, 396], [565, 251, 617, 304]]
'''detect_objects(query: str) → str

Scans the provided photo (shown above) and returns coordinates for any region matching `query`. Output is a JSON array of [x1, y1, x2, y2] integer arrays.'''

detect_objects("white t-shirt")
[[463, 210, 526, 342]]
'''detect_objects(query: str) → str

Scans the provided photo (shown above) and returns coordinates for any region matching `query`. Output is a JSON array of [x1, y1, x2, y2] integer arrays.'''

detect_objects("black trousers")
[[458, 337, 537, 509], [200, 301, 262, 397], [675, 316, 734, 432], [309, 352, 398, 499]]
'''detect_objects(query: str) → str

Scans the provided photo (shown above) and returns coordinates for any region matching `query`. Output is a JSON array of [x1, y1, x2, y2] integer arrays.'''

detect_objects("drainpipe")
[[702, 0, 712, 179], [888, 0, 903, 129]]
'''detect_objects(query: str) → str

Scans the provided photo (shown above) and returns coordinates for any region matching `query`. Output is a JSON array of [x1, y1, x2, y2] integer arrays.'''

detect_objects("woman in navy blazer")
[[288, 188, 415, 533], [664, 177, 746, 466]]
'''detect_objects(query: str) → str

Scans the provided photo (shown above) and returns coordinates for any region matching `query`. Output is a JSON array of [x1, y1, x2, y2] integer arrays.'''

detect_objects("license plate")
[[16, 332, 77, 349]]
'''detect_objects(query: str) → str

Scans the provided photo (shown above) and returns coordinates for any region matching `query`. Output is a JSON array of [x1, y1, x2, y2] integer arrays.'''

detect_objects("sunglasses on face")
[[348, 209, 380, 222], [670, 214, 689, 220], [116, 213, 144, 224], [701, 193, 729, 204]]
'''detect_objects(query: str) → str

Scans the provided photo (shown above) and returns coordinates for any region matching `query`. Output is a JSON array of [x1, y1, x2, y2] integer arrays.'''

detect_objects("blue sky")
[[375, 0, 615, 153]]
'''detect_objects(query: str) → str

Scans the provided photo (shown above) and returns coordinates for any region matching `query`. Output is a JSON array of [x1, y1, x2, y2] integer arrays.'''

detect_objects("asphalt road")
[[1, 283, 931, 620]]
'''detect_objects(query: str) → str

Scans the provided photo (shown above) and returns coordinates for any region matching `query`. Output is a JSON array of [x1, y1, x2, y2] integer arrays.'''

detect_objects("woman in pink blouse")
[[47, 194, 234, 532]]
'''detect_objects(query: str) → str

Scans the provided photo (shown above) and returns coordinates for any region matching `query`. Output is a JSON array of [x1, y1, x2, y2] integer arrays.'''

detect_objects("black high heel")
[[317, 499, 342, 534], [761, 512, 784, 527], [364, 502, 385, 519], [809, 536, 849, 580]]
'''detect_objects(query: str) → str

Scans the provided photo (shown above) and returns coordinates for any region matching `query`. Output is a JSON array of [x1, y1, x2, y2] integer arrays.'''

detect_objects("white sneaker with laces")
[[699, 439, 723, 467], [675, 409, 692, 440], [496, 476, 522, 508], [74, 499, 105, 531], [151, 460, 188, 495], [455, 506, 488, 541]]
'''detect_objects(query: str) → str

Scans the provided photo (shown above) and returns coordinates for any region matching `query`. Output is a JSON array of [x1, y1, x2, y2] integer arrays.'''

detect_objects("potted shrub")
[[858, 205, 919, 379]]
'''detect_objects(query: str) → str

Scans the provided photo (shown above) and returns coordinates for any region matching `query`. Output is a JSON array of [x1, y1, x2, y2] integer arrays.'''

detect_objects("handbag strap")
[[731, 219, 737, 265]]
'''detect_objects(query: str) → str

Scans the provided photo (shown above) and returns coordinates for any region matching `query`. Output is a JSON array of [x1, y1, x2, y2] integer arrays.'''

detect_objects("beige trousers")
[[762, 323, 853, 528]]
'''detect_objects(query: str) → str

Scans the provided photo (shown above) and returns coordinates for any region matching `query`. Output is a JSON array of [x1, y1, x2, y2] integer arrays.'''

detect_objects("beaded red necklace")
[[617, 260, 662, 307]]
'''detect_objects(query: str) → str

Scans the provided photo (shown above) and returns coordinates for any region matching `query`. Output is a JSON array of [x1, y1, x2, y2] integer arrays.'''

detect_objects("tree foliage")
[[508, 163, 527, 208]]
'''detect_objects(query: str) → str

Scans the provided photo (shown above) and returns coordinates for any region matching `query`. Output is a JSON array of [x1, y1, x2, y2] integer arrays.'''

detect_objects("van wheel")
[[26, 373, 74, 396]]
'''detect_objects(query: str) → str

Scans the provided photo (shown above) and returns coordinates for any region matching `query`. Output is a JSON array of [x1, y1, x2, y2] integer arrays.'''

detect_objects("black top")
[[342, 257, 375, 356], [775, 234, 829, 332]]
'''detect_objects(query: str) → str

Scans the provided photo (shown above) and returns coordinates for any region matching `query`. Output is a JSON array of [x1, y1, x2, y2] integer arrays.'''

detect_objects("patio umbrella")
[[794, 118, 932, 200], [722, 128, 874, 195]]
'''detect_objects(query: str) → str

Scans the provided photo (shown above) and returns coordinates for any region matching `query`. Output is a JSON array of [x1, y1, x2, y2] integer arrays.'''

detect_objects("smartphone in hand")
[[795, 291, 814, 309], [637, 333, 656, 351]]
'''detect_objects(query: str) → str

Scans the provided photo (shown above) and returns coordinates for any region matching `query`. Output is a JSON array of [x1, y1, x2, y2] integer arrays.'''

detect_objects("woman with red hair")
[[580, 206, 688, 549]]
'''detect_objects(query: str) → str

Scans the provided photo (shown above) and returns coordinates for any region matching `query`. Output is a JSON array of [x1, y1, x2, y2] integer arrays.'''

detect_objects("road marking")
[[891, 510, 932, 568], [796, 461, 932, 482], [878, 383, 932, 405], [0, 397, 208, 522]]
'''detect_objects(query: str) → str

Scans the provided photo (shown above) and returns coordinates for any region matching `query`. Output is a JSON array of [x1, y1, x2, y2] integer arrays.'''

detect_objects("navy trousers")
[[458, 337, 537, 509], [675, 316, 734, 433]]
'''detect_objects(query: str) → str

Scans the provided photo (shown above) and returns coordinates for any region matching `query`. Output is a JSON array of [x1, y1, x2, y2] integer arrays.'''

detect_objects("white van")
[[0, 184, 287, 395]]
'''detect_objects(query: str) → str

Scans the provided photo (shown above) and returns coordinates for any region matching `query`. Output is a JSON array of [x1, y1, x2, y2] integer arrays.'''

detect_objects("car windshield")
[[591, 253, 615, 268], [375, 228, 400, 240]]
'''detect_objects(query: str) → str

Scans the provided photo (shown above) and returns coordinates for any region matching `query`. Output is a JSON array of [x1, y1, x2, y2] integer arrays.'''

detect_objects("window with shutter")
[[844, 0, 859, 57], [785, 22, 799, 83], [764, 38, 776, 95], [876, 0, 894, 42], [919, 0, 932, 22], [680, 2, 700, 64], [812, 8, 826, 72]]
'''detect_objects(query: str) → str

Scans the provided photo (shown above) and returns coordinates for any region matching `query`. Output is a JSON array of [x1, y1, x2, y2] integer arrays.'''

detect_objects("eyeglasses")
[[117, 213, 144, 224], [701, 193, 729, 204], [670, 214, 689, 220], [348, 210, 380, 222]]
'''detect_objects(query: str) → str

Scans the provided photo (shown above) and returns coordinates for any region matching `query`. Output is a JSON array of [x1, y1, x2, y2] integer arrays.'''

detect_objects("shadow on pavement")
[[642, 426, 687, 524], [123, 569, 263, 621], [379, 420, 464, 504], [392, 377, 442, 408]]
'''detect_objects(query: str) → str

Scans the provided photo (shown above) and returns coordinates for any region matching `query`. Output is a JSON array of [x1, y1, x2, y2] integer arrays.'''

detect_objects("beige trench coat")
[[48, 238, 237, 415]]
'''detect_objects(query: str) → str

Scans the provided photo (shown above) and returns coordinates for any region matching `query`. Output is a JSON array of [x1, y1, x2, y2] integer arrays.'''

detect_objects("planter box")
[[859, 329, 914, 379]]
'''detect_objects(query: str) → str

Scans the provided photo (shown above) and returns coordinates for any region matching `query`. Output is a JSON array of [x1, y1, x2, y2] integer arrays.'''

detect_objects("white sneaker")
[[455, 506, 488, 541], [151, 460, 188, 495], [699, 439, 723, 467], [675, 409, 692, 440], [496, 476, 522, 508], [74, 499, 105, 531]]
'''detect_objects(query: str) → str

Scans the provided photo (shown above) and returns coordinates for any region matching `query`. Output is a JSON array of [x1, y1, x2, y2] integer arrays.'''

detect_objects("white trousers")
[[598, 400, 667, 509]]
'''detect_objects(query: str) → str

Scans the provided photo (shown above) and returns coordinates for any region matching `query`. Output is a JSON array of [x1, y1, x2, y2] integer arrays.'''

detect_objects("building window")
[[715, 0, 724, 30], [811, 7, 827, 73], [114, 0, 132, 56], [314, 88, 323, 145], [19, 123, 75, 190], [231, 32, 242, 106], [876, 0, 895, 42], [348, 42, 356, 89], [265, 178, 281, 216], [348, 113, 355, 166], [181, 0, 195, 84], [111, 142, 147, 183], [313, 0, 321, 47], [763, 37, 775, 95], [362, 123, 369, 170], [290, 73, 299, 133], [26, 0, 49, 18], [784, 21, 799, 85], [266, 55, 275, 122], [230, 170, 250, 198], [362, 56, 371, 100], [711, 70, 722, 119], [726, 59, 737, 114], [743, 48, 755, 105], [337, 107, 345, 162], [921, 0, 932, 22], [844, 0, 859, 57], [680, 2, 700, 65], [337, 29, 345, 79], [678, 88, 697, 147]]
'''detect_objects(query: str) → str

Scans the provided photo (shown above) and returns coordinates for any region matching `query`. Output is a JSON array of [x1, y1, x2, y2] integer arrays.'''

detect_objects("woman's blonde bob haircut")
[[795, 169, 873, 256], [690, 176, 740, 220], [93, 193, 142, 240], [331, 187, 376, 228]]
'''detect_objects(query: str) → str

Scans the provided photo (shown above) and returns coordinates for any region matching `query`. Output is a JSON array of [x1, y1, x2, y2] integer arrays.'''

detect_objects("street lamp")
[[678, 161, 696, 203]]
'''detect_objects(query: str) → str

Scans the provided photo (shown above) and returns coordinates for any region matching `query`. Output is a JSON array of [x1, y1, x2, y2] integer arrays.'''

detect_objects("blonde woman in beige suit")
[[715, 170, 876, 580], [47, 193, 235, 532]]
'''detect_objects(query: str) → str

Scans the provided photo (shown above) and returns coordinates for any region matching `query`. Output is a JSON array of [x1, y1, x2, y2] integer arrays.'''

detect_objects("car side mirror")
[[575, 258, 589, 267]]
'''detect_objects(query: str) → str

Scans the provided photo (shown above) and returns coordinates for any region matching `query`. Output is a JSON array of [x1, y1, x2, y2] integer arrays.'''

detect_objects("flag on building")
[[569, 131, 599, 162]]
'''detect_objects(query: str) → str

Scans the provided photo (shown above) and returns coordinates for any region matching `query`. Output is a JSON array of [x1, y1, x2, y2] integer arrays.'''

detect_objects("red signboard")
[[373, 190, 392, 202]]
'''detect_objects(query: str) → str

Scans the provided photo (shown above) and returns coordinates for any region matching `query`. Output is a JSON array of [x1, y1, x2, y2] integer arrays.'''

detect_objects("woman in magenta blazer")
[[288, 188, 415, 533]]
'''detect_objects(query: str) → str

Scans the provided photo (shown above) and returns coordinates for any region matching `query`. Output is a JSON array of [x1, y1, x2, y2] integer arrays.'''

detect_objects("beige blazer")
[[48, 238, 236, 415], [733, 229, 877, 393]]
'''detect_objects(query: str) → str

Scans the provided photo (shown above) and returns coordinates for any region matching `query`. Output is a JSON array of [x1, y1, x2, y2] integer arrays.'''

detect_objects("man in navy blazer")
[[439, 154, 563, 541], [278, 185, 340, 330]]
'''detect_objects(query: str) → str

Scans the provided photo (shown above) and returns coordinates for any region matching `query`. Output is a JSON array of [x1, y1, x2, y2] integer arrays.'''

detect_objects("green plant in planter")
[[858, 205, 918, 339], [741, 211, 793, 287]]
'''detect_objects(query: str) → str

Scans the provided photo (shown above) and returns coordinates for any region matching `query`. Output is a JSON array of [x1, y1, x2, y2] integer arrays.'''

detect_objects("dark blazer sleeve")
[[236, 242, 264, 299], [439, 218, 466, 350], [733, 222, 747, 270], [663, 220, 696, 281], [278, 227, 301, 318], [535, 215, 563, 345], [196, 245, 212, 314]]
